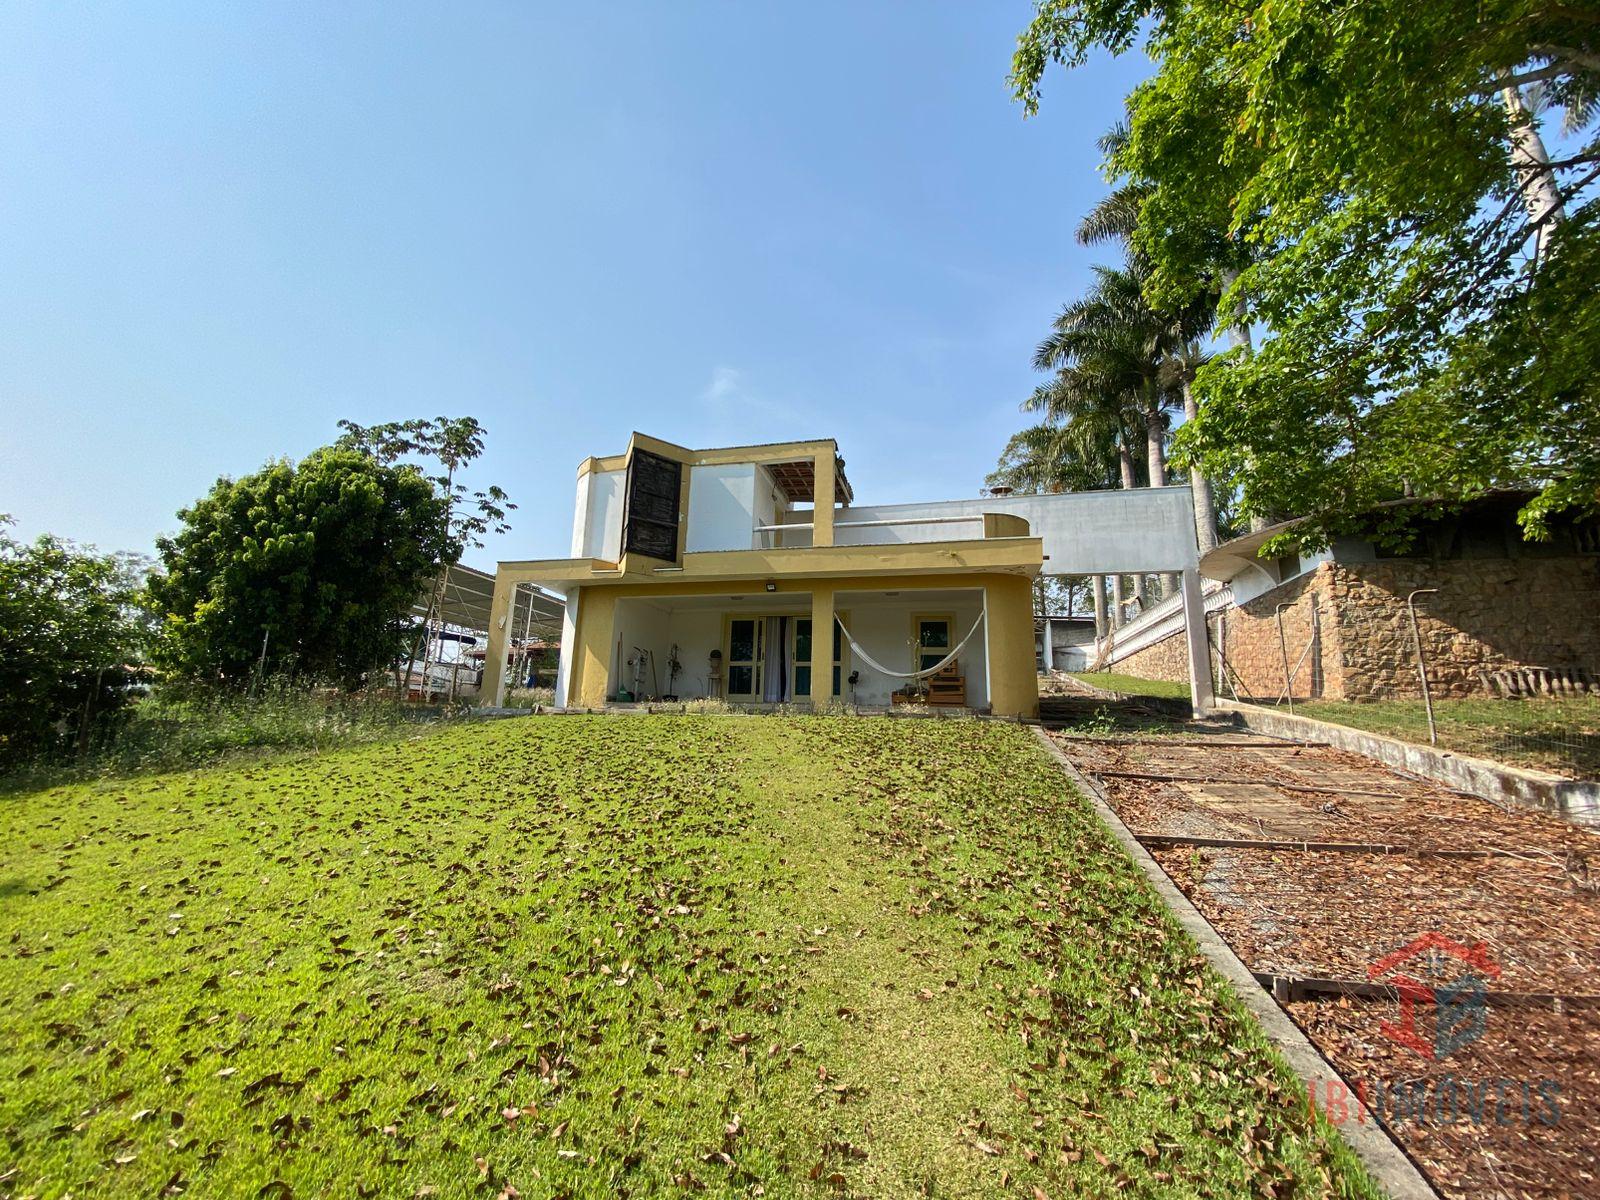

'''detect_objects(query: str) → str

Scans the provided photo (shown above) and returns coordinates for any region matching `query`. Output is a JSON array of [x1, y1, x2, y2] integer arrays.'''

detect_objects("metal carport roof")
[[412, 563, 565, 641]]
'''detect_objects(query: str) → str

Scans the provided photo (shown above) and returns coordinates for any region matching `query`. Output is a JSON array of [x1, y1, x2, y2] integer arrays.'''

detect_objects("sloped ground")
[[1057, 725, 1600, 1199], [0, 716, 1375, 1198]]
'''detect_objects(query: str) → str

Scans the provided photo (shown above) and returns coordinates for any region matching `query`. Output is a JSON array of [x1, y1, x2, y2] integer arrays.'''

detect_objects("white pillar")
[[1043, 617, 1055, 673], [553, 587, 581, 708], [1180, 568, 1214, 717], [981, 588, 992, 709]]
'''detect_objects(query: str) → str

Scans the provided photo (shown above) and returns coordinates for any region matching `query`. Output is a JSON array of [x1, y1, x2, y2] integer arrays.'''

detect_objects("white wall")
[[573, 469, 625, 561], [752, 465, 782, 544], [665, 611, 724, 699], [838, 598, 988, 709], [611, 599, 672, 700], [834, 486, 1201, 574], [686, 463, 757, 553], [553, 588, 580, 706]]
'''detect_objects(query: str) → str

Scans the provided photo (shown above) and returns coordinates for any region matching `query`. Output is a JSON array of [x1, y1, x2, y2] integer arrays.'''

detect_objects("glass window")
[[917, 617, 952, 673], [794, 618, 812, 664], [794, 665, 811, 696], [728, 665, 753, 695], [729, 620, 755, 662], [833, 665, 841, 695]]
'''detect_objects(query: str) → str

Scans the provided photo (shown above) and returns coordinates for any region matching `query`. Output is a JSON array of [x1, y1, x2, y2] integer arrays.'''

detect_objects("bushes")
[[148, 448, 449, 688], [0, 523, 151, 767], [1, 686, 468, 787]]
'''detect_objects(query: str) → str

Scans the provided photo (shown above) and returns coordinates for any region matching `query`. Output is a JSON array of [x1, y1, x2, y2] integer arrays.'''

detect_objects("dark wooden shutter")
[[622, 449, 682, 561]]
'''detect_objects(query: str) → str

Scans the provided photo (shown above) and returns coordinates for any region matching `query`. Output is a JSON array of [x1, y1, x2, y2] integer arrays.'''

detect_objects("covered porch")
[[555, 574, 1038, 717]]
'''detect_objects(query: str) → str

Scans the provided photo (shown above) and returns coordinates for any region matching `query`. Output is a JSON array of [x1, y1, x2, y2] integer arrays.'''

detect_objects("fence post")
[[1274, 603, 1295, 715], [1406, 588, 1441, 745]]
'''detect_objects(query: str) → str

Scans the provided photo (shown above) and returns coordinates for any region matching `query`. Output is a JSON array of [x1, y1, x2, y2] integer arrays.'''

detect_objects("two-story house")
[[482, 432, 1214, 718]]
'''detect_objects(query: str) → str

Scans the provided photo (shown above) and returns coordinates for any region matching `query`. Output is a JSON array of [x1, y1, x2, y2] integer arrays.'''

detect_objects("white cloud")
[[701, 365, 744, 405]]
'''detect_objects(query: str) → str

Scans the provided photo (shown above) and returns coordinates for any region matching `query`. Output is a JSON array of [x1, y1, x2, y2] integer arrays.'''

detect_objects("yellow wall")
[[809, 583, 835, 712], [981, 573, 1040, 719], [569, 587, 617, 709]]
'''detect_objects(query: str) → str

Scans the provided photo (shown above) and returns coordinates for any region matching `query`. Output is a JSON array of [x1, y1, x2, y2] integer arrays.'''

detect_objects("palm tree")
[[987, 420, 1122, 641], [1075, 141, 1224, 556], [1031, 259, 1213, 599]]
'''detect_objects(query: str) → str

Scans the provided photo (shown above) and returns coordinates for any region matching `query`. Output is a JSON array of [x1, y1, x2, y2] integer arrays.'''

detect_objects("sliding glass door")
[[725, 617, 762, 701]]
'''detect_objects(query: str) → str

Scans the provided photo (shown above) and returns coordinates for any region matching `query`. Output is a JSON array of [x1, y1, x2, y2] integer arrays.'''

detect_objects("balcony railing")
[[750, 513, 1020, 550]]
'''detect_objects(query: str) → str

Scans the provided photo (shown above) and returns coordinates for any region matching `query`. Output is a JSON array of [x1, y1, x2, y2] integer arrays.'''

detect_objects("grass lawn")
[[1066, 672, 1193, 702], [1292, 695, 1600, 777], [1, 716, 1375, 1198]]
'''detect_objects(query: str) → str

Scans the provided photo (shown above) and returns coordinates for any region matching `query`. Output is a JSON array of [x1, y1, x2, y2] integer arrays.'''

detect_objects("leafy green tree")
[[148, 448, 449, 688], [1011, 0, 1600, 544], [0, 520, 150, 764]]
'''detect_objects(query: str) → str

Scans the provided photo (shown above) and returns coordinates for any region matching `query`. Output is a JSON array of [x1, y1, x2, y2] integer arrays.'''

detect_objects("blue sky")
[[0, 3, 1150, 570]]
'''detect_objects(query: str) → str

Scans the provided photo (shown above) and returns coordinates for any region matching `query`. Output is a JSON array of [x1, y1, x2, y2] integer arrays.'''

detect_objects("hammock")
[[834, 611, 986, 681]]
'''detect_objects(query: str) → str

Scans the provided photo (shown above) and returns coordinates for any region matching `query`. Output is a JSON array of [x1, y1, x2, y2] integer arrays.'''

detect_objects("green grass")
[[0, 716, 1375, 1198], [1292, 695, 1600, 777], [1067, 671, 1194, 702]]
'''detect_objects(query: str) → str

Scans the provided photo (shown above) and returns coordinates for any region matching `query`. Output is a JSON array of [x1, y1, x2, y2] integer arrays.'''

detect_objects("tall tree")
[[1011, 0, 1600, 544], [1030, 258, 1212, 595], [337, 417, 515, 690], [1076, 125, 1224, 553], [1022, 326, 1150, 612], [149, 448, 449, 688]]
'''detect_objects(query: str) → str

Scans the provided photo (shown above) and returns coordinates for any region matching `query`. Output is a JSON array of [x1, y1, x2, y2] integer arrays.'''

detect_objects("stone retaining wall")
[[1105, 555, 1600, 702]]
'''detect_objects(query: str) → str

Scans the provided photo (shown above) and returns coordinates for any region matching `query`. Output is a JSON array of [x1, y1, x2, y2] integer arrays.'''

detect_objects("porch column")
[[985, 575, 1040, 720], [1181, 567, 1215, 717], [553, 587, 581, 708], [812, 449, 835, 547], [481, 570, 517, 708], [810, 584, 835, 711], [571, 588, 617, 709]]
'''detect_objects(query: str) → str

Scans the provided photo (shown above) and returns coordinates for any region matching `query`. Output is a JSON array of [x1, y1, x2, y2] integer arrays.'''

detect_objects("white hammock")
[[834, 611, 986, 681]]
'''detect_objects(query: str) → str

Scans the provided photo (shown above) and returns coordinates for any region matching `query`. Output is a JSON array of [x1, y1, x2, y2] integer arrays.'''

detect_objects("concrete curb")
[[1215, 700, 1600, 830], [1030, 726, 1440, 1200]]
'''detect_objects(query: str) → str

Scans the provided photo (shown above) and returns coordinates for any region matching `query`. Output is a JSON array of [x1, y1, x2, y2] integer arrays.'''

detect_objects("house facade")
[[481, 433, 1056, 717]]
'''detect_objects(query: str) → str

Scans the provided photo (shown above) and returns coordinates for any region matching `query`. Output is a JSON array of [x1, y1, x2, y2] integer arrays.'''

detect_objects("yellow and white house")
[[482, 432, 1215, 718]]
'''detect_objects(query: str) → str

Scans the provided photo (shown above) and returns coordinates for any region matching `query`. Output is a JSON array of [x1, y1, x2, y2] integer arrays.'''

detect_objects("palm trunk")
[[1092, 575, 1107, 642], [1109, 574, 1125, 631], [1501, 81, 1566, 262], [1116, 434, 1147, 610], [1144, 398, 1167, 488], [1143, 394, 1180, 599], [1221, 267, 1274, 534], [1182, 374, 1219, 555]]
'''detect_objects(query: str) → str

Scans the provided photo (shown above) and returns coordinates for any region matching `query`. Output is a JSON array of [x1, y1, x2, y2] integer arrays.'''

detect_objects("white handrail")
[[835, 515, 980, 529], [750, 514, 983, 534]]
